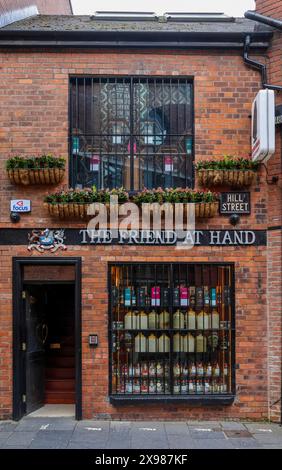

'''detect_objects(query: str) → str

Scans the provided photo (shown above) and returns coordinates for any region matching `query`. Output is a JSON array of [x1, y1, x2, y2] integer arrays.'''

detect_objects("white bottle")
[[186, 309, 196, 330], [148, 334, 157, 352], [124, 311, 137, 329], [137, 311, 148, 329], [183, 333, 195, 352], [196, 333, 207, 353], [148, 310, 158, 329], [197, 310, 210, 330], [173, 333, 183, 352], [158, 334, 170, 352], [173, 309, 185, 329], [211, 309, 220, 329], [159, 310, 170, 329], [134, 333, 147, 352]]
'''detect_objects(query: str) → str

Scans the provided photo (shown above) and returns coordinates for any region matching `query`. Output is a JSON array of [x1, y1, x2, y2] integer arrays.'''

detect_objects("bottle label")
[[151, 287, 161, 306], [162, 288, 169, 307], [124, 287, 131, 306], [210, 288, 217, 307], [180, 287, 189, 306], [196, 287, 204, 307], [204, 286, 210, 306], [173, 288, 180, 306], [189, 286, 196, 307]]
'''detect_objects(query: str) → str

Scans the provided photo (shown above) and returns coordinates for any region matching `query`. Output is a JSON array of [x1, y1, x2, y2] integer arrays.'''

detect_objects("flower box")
[[6, 155, 66, 185], [44, 202, 90, 219], [194, 201, 219, 218], [44, 188, 219, 220], [8, 168, 65, 185], [197, 169, 256, 188], [195, 156, 259, 188]]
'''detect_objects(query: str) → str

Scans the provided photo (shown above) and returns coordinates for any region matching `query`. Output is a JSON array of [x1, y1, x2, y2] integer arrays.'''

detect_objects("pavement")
[[0, 418, 282, 449]]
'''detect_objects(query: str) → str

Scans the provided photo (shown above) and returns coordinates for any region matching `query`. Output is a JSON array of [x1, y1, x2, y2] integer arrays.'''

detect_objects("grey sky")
[[71, 0, 256, 17]]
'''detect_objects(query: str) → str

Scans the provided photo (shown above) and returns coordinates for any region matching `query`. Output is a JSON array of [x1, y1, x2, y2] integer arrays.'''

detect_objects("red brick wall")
[[255, 0, 282, 18], [0, 0, 72, 15], [256, 0, 282, 423], [0, 47, 271, 420], [0, 50, 265, 227], [0, 245, 268, 421]]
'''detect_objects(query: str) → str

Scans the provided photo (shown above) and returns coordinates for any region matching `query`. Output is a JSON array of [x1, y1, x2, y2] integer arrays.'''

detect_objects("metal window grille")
[[109, 263, 235, 399], [69, 77, 194, 191]]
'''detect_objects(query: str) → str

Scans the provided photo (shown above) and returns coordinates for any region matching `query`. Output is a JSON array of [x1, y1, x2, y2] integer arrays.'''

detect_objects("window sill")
[[109, 394, 235, 406]]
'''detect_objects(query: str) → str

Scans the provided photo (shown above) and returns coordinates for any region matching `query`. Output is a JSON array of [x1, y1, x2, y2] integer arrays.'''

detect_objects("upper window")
[[69, 77, 193, 191]]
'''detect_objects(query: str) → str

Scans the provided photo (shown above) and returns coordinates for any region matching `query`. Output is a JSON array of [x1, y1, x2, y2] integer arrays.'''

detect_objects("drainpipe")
[[243, 35, 282, 91], [245, 10, 282, 31]]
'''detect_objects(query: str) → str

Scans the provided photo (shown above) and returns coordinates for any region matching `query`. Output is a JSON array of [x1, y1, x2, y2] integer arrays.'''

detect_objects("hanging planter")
[[6, 155, 66, 185], [133, 188, 219, 219], [44, 187, 129, 219], [194, 201, 219, 218], [44, 187, 218, 219], [44, 202, 90, 219], [195, 156, 259, 188]]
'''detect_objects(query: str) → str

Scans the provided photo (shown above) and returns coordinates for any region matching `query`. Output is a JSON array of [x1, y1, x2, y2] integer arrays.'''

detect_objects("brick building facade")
[[254, 0, 282, 423], [0, 9, 281, 422]]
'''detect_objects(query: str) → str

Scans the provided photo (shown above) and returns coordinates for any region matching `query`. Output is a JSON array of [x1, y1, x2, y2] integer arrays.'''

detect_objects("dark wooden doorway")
[[24, 284, 76, 410], [13, 258, 82, 420]]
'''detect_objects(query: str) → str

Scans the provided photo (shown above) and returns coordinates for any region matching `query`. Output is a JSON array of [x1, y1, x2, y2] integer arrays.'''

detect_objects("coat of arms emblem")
[[28, 229, 67, 253]]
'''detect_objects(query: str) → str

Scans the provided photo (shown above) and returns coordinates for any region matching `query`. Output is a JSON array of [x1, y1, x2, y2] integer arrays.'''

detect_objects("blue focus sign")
[[10, 199, 31, 213]]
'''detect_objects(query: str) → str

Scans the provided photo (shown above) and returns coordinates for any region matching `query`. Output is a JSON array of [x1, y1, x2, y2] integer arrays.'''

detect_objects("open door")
[[24, 289, 46, 414], [13, 258, 82, 421]]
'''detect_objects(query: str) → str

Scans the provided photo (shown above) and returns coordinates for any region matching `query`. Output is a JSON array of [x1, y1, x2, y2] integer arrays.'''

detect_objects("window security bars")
[[109, 263, 235, 398], [69, 77, 193, 191]]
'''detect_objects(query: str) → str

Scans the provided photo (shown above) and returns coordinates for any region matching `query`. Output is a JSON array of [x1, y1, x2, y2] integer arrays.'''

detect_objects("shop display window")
[[109, 263, 235, 400]]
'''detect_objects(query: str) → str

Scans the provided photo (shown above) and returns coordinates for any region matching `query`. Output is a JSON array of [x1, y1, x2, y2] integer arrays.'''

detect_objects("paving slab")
[[5, 431, 37, 447], [164, 422, 190, 435], [69, 438, 107, 449], [0, 432, 12, 440], [191, 430, 226, 440], [220, 422, 247, 431], [29, 439, 69, 449], [110, 422, 131, 434], [261, 444, 282, 449], [193, 439, 234, 449], [35, 430, 74, 441], [244, 423, 282, 434], [75, 420, 110, 431], [166, 435, 196, 449], [0, 422, 18, 432], [39, 418, 77, 431], [2, 445, 28, 449], [251, 434, 282, 445], [71, 431, 109, 445], [188, 421, 221, 428], [67, 442, 104, 449], [105, 441, 133, 449], [14, 418, 55, 431], [131, 421, 166, 431], [131, 439, 169, 449], [229, 438, 262, 449], [0, 439, 9, 448]]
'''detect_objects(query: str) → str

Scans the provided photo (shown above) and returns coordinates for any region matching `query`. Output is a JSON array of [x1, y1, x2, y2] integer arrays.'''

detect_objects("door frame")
[[12, 257, 82, 421]]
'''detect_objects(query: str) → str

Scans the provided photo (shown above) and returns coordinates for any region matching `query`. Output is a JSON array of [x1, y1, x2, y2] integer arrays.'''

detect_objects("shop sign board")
[[0, 228, 267, 247], [220, 192, 250, 215], [251, 89, 275, 162]]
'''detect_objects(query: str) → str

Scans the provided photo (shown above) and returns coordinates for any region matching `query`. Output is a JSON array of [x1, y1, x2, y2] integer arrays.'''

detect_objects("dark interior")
[[23, 283, 75, 413]]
